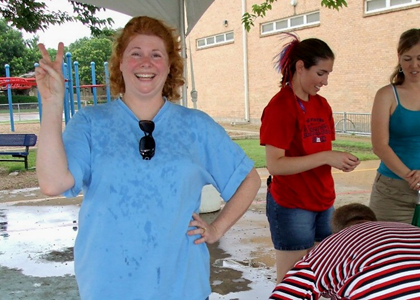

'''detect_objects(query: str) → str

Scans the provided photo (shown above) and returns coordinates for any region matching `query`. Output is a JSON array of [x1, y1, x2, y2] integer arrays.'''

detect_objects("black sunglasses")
[[139, 120, 155, 160]]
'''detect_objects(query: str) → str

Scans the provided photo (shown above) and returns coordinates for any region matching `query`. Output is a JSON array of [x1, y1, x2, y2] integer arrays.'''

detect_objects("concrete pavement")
[[0, 161, 379, 299]]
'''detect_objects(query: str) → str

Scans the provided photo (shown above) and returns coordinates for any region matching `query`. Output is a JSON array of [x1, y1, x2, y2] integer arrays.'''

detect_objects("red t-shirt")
[[260, 86, 336, 211]]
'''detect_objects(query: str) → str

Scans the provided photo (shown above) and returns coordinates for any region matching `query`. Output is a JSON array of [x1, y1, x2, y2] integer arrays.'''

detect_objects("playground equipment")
[[2, 54, 111, 131], [0, 77, 37, 90]]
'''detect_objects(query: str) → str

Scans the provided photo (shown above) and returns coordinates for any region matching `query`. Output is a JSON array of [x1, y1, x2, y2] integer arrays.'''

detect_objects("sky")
[[21, 0, 132, 49]]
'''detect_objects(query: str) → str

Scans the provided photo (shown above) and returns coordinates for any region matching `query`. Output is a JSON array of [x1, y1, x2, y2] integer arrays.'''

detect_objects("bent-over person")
[[269, 203, 420, 300]]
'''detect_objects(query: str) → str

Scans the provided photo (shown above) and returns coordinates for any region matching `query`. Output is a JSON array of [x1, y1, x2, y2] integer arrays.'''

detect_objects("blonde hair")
[[109, 16, 185, 101]]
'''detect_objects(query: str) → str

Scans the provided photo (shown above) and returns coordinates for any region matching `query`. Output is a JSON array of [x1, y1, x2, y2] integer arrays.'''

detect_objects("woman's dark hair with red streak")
[[275, 33, 335, 88], [391, 28, 420, 86], [109, 16, 185, 101]]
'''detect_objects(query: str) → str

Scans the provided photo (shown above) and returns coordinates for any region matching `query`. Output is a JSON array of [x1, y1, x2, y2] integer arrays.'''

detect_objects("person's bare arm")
[[265, 144, 359, 176], [35, 43, 75, 196], [371, 85, 417, 187], [188, 168, 261, 244]]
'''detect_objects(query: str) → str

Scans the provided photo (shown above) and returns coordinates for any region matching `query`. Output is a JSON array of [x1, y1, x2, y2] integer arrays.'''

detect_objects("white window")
[[307, 12, 320, 23], [365, 0, 419, 13], [290, 16, 304, 27], [197, 31, 234, 49], [366, 0, 386, 11], [261, 11, 320, 35]]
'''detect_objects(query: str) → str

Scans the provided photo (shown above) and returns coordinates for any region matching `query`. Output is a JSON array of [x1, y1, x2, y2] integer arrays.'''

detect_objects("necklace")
[[296, 97, 306, 114], [287, 83, 306, 114]]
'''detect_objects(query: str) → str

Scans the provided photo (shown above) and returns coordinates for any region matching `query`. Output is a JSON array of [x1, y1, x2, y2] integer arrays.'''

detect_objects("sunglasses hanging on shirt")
[[138, 120, 155, 160]]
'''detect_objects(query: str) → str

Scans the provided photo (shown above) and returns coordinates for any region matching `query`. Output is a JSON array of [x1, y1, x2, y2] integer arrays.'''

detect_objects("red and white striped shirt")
[[270, 222, 420, 300]]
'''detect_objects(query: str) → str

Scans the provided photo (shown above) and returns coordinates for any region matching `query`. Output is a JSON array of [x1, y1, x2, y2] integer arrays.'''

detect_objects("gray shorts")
[[369, 172, 417, 224]]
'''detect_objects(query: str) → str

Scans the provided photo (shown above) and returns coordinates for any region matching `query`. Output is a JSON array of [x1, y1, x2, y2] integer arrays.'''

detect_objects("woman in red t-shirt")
[[260, 33, 360, 284]]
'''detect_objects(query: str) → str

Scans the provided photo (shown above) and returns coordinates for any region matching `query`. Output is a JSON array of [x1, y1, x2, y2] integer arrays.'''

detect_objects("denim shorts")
[[266, 190, 333, 251]]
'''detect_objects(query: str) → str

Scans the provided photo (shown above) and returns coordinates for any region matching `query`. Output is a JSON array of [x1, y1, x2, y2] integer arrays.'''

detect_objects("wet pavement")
[[0, 161, 379, 300]]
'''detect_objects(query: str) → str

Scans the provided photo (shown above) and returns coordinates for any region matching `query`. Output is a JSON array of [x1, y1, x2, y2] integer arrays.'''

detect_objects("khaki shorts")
[[369, 172, 417, 224]]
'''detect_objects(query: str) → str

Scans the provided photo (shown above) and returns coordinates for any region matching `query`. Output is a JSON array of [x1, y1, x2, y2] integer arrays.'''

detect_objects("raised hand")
[[35, 43, 65, 105]]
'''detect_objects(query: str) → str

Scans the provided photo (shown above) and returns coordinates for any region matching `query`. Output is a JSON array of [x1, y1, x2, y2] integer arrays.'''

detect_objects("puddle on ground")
[[0, 202, 276, 299], [0, 203, 78, 277], [202, 209, 276, 299]]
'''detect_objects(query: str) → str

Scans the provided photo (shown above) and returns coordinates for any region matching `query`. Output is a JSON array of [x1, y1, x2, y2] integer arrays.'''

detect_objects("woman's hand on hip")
[[188, 212, 220, 245]]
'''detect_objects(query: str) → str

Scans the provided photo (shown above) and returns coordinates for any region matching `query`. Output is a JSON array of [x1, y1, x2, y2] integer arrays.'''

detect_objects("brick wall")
[[186, 0, 420, 124]]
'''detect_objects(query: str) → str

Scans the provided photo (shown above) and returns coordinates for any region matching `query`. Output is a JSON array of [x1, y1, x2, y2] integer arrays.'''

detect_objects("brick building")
[[185, 0, 420, 124]]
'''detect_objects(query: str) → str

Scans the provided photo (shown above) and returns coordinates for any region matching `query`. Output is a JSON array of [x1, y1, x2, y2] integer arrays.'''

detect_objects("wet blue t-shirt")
[[62, 99, 254, 300]]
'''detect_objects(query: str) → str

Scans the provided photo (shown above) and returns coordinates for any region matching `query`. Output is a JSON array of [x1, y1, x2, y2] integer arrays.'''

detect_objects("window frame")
[[196, 31, 234, 50], [260, 11, 320, 36], [365, 0, 420, 14]]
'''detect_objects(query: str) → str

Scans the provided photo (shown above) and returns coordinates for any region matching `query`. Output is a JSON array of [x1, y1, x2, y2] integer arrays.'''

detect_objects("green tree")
[[22, 35, 41, 72], [0, 0, 114, 36], [68, 37, 113, 85], [0, 19, 41, 77], [242, 0, 348, 31], [93, 27, 120, 42]]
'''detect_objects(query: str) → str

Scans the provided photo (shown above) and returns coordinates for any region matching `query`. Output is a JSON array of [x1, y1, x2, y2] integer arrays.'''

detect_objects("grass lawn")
[[0, 149, 37, 173]]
